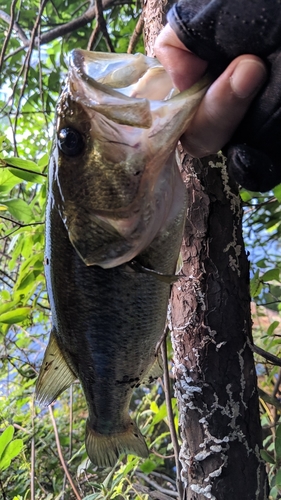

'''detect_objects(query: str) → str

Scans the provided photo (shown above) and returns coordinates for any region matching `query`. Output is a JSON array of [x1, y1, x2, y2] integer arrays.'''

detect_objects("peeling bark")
[[170, 154, 268, 499], [143, 0, 174, 56]]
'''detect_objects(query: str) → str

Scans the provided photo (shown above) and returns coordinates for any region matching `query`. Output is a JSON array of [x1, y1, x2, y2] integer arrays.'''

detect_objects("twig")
[[87, 0, 115, 52], [250, 343, 281, 367], [0, 215, 44, 226], [49, 405, 82, 500], [0, 0, 18, 73], [13, 0, 48, 133], [0, 269, 16, 283], [62, 385, 74, 500], [0, 218, 44, 240], [69, 384, 73, 458], [4, 0, 117, 62], [161, 331, 183, 500], [0, 277, 13, 288], [0, 478, 7, 500], [136, 471, 178, 498], [30, 395, 35, 500], [86, 21, 100, 50], [152, 449, 175, 460], [150, 471, 177, 486], [273, 367, 281, 398], [258, 388, 281, 411], [0, 9, 28, 43], [37, 18, 49, 131], [127, 12, 144, 53]]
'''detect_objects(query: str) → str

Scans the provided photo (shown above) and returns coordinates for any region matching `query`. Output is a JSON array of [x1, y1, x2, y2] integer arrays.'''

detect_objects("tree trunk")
[[170, 153, 268, 499], [142, 2, 269, 499]]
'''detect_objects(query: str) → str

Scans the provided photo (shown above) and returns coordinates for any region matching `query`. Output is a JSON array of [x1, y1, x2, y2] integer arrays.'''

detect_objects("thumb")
[[181, 55, 268, 157], [154, 24, 208, 89]]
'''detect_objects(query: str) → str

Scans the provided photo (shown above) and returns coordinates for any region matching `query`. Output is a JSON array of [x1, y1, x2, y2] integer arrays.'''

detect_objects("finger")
[[154, 24, 208, 89], [181, 55, 268, 157]]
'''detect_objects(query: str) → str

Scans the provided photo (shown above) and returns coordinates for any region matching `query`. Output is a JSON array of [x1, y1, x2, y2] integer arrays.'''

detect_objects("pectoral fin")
[[36, 330, 77, 407], [141, 354, 163, 385], [127, 260, 179, 284]]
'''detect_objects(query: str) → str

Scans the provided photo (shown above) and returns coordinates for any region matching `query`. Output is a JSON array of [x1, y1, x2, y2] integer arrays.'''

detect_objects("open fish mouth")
[[53, 50, 210, 268]]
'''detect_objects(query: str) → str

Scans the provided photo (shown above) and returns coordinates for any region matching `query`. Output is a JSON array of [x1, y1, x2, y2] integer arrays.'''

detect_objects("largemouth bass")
[[36, 50, 209, 467]]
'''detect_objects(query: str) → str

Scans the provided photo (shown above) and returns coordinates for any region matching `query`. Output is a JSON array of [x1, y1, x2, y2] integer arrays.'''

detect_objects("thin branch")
[[30, 395, 35, 500], [136, 472, 178, 498], [250, 343, 281, 367], [150, 471, 177, 486], [0, 269, 16, 283], [273, 368, 281, 398], [14, 0, 49, 133], [127, 12, 144, 53], [0, 277, 13, 288], [37, 18, 49, 131], [86, 21, 100, 50], [49, 406, 82, 500], [0, 9, 28, 43], [0, 0, 17, 73], [1, 161, 47, 177], [0, 215, 44, 227], [152, 449, 175, 459], [69, 385, 73, 458], [62, 385, 74, 500], [4, 0, 118, 63], [161, 331, 183, 500], [0, 217, 44, 240], [87, 0, 115, 52], [0, 478, 7, 500], [258, 388, 281, 411]]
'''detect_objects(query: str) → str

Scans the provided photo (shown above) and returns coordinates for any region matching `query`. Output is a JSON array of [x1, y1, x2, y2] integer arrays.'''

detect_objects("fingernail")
[[230, 59, 267, 98]]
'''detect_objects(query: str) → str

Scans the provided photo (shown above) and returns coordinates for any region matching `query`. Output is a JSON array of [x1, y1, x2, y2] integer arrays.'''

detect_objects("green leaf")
[[37, 153, 49, 169], [276, 469, 281, 486], [139, 459, 156, 474], [0, 169, 20, 193], [0, 307, 31, 324], [4, 199, 33, 223], [260, 449, 275, 465], [0, 299, 18, 316], [4, 157, 45, 183], [150, 401, 158, 414], [0, 439, 24, 471], [275, 424, 281, 461], [5, 157, 41, 172], [262, 269, 280, 282], [240, 190, 253, 202], [8, 167, 44, 184], [267, 321, 280, 336], [151, 402, 167, 425], [0, 426, 14, 459], [0, 290, 10, 301], [273, 183, 281, 202], [250, 270, 263, 298]]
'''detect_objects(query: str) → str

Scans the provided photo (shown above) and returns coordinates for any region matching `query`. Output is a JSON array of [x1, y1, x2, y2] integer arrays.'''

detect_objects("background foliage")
[[0, 0, 281, 498]]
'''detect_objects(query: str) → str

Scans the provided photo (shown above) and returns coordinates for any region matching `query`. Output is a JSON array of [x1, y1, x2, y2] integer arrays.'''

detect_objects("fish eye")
[[58, 127, 84, 156]]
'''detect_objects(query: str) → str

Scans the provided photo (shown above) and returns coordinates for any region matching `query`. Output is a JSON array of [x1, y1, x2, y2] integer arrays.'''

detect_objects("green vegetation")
[[0, 0, 281, 498]]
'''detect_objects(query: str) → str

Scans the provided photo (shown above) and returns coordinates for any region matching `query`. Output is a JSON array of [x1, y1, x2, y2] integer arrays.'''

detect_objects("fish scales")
[[36, 50, 210, 467], [43, 190, 185, 466]]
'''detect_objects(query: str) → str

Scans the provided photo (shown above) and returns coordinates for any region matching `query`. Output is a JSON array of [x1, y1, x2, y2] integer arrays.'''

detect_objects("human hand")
[[154, 24, 267, 158]]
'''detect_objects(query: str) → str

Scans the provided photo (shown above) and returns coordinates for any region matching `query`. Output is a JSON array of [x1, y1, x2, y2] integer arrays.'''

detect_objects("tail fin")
[[85, 418, 148, 467]]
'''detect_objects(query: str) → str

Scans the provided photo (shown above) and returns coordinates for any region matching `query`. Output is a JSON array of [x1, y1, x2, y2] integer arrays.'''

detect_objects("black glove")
[[168, 0, 281, 192]]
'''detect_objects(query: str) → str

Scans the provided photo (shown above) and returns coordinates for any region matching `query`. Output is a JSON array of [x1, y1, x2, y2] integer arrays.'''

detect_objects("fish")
[[36, 50, 210, 467]]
